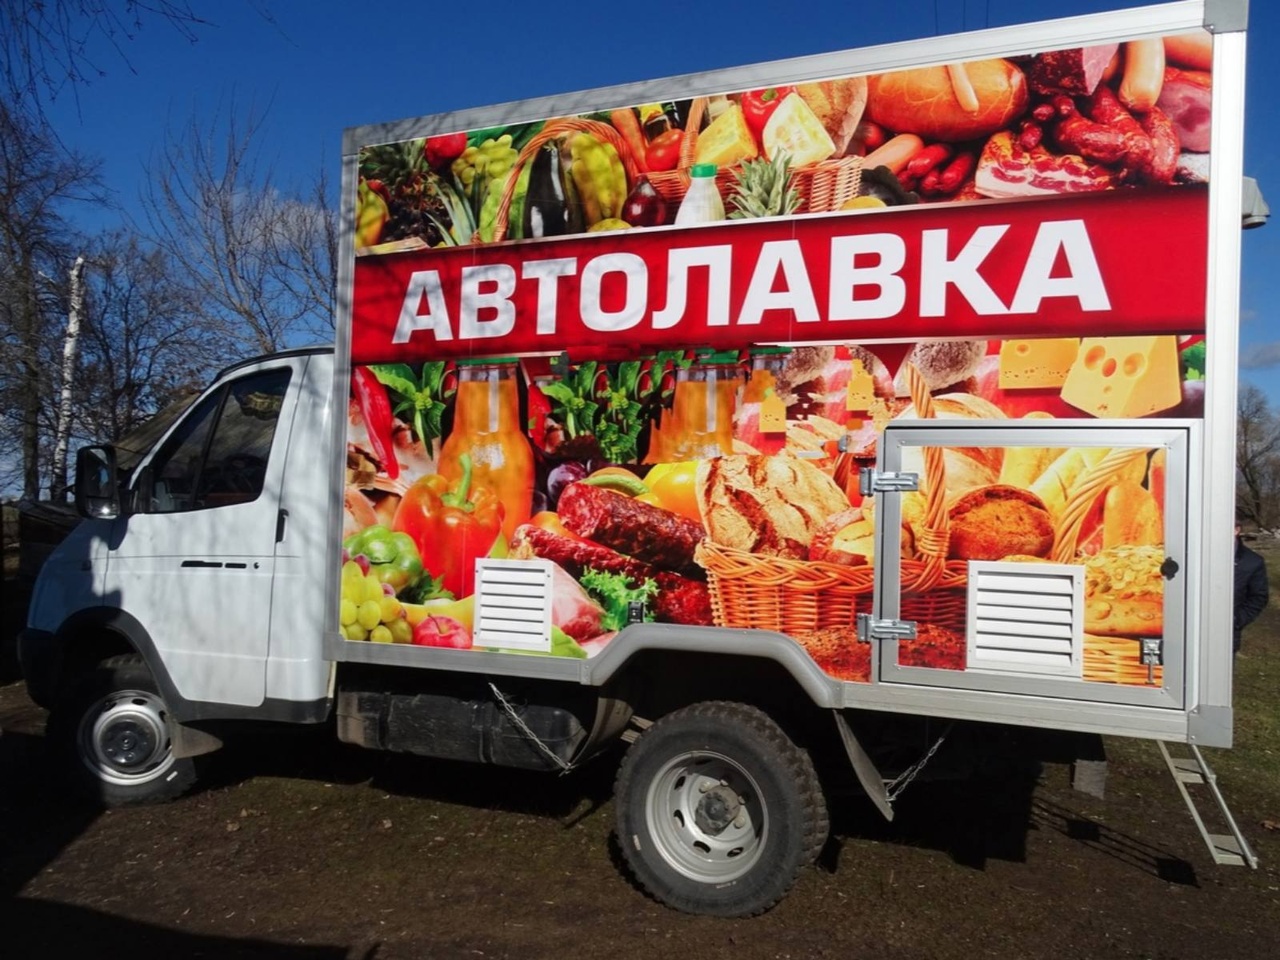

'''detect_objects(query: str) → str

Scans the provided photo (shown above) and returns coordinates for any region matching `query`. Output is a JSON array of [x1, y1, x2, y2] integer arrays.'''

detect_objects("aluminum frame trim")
[[1199, 27, 1248, 718], [342, 2, 1207, 152], [329, 139, 362, 661], [870, 422, 1195, 720]]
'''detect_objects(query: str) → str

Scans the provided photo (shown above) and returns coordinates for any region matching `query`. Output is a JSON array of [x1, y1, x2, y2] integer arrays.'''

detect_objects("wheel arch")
[[53, 607, 186, 717]]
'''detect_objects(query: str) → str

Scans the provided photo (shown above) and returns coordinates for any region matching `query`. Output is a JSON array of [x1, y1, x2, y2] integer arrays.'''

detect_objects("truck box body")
[[335, 0, 1244, 747], [19, 0, 1257, 914]]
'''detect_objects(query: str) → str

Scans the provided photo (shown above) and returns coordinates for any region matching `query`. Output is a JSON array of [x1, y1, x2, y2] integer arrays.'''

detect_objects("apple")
[[412, 614, 473, 649]]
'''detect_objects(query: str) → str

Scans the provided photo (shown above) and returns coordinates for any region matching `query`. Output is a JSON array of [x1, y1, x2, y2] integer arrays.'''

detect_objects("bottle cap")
[[690, 163, 717, 178], [455, 356, 519, 366]]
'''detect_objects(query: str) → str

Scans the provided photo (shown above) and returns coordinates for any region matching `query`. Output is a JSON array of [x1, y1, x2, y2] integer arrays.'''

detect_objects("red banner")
[[351, 187, 1207, 364]]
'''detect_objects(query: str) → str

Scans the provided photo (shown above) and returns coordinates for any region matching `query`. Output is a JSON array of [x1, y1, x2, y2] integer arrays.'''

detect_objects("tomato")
[[645, 129, 685, 172], [645, 461, 701, 523]]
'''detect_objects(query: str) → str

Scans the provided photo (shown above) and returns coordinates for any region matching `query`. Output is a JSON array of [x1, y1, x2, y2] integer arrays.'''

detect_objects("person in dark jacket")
[[1234, 520, 1269, 654]]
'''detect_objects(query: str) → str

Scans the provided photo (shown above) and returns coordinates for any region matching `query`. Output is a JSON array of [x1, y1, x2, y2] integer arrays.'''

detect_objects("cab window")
[[143, 368, 292, 512]]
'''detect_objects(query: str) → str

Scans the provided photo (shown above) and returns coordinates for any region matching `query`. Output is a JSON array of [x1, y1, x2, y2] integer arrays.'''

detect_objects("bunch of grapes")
[[451, 134, 519, 190], [340, 557, 412, 643]]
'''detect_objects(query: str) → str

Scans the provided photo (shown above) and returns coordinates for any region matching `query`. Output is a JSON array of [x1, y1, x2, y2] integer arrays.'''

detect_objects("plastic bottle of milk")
[[675, 163, 725, 225]]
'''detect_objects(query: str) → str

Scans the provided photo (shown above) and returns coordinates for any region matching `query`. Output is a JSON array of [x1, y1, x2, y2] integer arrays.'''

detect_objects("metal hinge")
[[857, 613, 917, 644], [859, 467, 919, 496]]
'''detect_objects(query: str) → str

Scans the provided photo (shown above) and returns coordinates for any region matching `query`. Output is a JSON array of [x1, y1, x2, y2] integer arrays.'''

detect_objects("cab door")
[[870, 421, 1194, 711], [103, 359, 301, 707]]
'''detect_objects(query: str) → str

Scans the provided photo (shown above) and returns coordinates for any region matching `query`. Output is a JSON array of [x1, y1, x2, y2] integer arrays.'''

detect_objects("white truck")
[[20, 0, 1259, 916]]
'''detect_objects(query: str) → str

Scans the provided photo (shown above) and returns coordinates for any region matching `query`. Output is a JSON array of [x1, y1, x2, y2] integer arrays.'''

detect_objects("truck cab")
[[19, 348, 336, 802]]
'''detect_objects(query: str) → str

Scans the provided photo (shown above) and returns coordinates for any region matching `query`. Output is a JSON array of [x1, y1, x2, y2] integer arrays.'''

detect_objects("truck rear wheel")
[[614, 701, 828, 917], [49, 654, 197, 807]]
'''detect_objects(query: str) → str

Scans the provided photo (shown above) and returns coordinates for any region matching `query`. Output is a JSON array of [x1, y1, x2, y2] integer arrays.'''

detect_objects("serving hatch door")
[[869, 421, 1194, 711]]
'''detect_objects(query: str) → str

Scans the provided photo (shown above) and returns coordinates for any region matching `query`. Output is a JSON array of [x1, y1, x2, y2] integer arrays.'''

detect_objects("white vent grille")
[[473, 559, 554, 652], [965, 561, 1084, 677]]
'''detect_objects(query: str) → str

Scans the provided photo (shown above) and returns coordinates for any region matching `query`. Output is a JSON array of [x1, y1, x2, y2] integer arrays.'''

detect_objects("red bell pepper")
[[741, 87, 795, 140], [351, 367, 399, 480], [392, 454, 504, 598]]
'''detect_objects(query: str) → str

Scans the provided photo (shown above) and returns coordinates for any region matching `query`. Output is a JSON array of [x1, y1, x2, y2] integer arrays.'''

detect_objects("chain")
[[488, 682, 575, 775], [884, 723, 953, 802]]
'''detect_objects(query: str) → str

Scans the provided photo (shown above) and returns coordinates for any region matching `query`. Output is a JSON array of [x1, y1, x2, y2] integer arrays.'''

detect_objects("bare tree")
[[0, 98, 104, 498], [74, 231, 230, 449], [0, 1, 209, 113], [139, 103, 336, 356], [1235, 382, 1280, 531]]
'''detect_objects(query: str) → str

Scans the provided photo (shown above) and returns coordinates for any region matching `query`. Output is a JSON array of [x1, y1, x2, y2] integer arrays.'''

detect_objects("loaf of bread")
[[866, 59, 1029, 142], [697, 454, 852, 559], [795, 77, 868, 155]]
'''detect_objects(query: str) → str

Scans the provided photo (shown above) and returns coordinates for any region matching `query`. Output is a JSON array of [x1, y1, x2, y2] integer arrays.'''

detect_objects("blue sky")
[[41, 0, 1280, 404]]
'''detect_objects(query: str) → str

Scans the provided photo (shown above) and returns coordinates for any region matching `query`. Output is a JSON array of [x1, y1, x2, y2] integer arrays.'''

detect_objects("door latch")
[[1140, 637, 1164, 685]]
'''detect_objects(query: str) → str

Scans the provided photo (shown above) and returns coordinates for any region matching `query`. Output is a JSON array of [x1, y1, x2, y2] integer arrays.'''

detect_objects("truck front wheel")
[[49, 654, 197, 807], [614, 701, 828, 917]]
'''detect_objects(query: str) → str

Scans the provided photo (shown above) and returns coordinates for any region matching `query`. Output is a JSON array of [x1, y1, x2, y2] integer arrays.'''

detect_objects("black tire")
[[48, 654, 197, 807], [614, 701, 828, 917]]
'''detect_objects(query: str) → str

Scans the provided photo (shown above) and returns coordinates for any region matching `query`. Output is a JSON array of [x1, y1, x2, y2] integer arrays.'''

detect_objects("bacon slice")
[[974, 131, 1116, 199]]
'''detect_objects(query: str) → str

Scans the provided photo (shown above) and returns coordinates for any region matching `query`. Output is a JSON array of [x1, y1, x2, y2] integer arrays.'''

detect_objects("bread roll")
[[866, 59, 1029, 142], [947, 484, 1055, 560], [894, 340, 988, 396]]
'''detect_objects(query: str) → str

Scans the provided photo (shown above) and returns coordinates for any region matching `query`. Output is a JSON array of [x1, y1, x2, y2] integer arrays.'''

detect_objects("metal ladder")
[[1157, 741, 1258, 868]]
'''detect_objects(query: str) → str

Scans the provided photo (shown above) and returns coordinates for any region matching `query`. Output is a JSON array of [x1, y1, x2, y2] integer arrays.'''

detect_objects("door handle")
[[181, 560, 224, 568], [276, 508, 289, 543]]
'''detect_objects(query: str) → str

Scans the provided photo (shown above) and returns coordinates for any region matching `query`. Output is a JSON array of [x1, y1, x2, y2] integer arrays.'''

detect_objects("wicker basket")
[[696, 362, 970, 641], [645, 97, 864, 214], [486, 118, 642, 243]]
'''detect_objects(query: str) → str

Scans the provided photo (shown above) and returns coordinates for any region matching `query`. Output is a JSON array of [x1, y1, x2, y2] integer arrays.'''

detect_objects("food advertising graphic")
[[343, 30, 1211, 689]]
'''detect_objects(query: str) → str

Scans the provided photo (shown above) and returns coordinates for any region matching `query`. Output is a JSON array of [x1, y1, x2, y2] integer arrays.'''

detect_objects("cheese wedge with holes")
[[1060, 336, 1182, 418], [999, 338, 1080, 389]]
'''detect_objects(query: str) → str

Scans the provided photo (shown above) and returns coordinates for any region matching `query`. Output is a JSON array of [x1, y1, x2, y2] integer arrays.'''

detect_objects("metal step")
[[1157, 741, 1258, 869]]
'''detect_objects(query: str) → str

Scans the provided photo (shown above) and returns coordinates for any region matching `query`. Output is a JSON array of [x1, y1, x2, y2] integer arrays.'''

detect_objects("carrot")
[[610, 108, 649, 174]]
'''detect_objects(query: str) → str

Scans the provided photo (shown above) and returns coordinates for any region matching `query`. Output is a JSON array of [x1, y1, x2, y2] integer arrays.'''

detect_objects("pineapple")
[[727, 154, 800, 220], [359, 140, 449, 246]]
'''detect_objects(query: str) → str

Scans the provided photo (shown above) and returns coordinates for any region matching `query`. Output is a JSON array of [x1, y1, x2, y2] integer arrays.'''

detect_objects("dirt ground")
[[1, 679, 1277, 960], [6, 538, 1280, 960]]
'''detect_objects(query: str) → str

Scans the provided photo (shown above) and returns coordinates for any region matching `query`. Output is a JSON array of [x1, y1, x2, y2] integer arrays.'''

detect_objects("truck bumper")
[[16, 627, 59, 708]]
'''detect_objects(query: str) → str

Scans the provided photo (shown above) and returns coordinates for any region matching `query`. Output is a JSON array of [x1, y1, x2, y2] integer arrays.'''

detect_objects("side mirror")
[[75, 445, 122, 519]]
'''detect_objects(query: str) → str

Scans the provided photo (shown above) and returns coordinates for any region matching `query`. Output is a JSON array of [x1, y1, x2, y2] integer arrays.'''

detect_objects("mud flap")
[[833, 711, 893, 822]]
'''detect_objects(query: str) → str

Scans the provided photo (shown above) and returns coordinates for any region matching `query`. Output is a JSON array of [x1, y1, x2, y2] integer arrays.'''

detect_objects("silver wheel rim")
[[77, 689, 175, 786], [644, 750, 767, 884]]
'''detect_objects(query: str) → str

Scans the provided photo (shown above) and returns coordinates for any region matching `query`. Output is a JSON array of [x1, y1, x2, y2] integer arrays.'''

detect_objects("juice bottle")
[[675, 164, 725, 226], [665, 353, 739, 461], [438, 359, 534, 542]]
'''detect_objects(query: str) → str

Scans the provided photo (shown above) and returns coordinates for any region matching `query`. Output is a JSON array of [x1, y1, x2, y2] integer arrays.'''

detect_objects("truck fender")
[[583, 624, 844, 709]]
